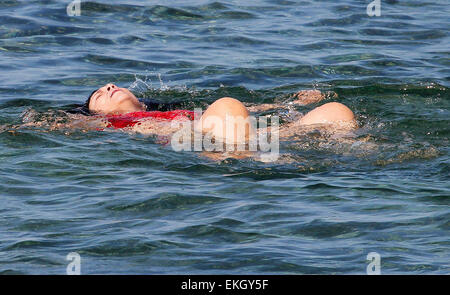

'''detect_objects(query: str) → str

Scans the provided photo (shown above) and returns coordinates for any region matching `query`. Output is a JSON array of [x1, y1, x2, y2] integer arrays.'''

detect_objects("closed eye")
[[93, 90, 104, 101]]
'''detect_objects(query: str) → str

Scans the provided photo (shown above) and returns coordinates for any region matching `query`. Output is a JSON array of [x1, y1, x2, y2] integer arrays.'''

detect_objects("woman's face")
[[88, 83, 145, 114]]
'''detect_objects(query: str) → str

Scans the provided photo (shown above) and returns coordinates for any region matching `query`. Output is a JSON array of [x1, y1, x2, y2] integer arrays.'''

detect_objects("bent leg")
[[299, 102, 356, 126], [198, 97, 255, 144]]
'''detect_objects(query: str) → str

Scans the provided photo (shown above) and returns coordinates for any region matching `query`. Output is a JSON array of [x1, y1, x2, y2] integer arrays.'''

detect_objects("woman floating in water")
[[68, 83, 356, 144]]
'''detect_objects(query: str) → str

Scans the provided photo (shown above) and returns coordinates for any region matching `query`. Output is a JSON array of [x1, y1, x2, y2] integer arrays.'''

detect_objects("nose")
[[106, 83, 117, 91]]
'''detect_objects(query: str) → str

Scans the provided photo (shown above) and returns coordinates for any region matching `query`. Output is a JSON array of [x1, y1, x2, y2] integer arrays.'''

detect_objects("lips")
[[110, 89, 122, 98]]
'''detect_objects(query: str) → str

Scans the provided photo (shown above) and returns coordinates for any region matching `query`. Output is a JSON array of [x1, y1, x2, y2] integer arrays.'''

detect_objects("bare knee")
[[199, 97, 254, 143], [299, 102, 355, 125], [207, 97, 248, 115]]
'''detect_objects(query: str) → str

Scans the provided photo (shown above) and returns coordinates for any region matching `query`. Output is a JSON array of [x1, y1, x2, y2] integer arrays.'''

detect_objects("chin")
[[115, 93, 137, 104]]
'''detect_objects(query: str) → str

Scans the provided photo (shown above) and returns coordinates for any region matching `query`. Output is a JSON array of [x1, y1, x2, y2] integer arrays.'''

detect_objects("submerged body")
[[73, 83, 356, 143], [16, 83, 361, 162]]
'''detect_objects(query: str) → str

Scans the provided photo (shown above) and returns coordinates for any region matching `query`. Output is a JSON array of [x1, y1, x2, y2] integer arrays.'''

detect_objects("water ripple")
[[0, 0, 448, 274]]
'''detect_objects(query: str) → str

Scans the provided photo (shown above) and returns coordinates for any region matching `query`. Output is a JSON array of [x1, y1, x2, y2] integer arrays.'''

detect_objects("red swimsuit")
[[104, 110, 195, 129]]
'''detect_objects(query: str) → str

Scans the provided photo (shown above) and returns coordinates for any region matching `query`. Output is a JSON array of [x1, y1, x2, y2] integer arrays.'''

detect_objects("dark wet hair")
[[66, 88, 186, 115], [66, 89, 98, 115]]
